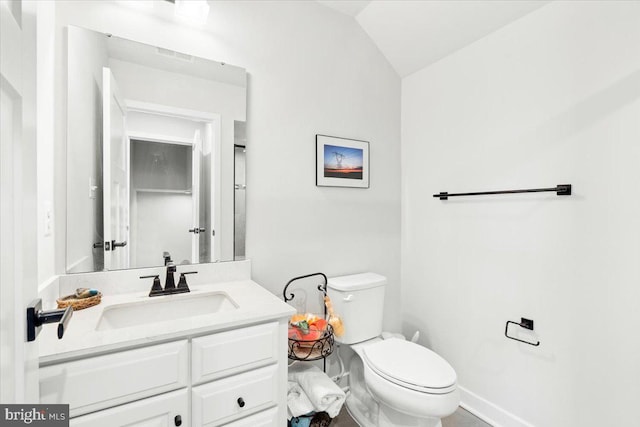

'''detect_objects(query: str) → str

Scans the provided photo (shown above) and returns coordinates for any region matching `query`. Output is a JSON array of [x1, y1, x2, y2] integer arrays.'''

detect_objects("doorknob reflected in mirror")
[[111, 240, 127, 248]]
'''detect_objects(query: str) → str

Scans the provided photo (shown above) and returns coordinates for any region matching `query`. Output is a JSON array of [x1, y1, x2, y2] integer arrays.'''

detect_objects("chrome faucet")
[[141, 264, 197, 297]]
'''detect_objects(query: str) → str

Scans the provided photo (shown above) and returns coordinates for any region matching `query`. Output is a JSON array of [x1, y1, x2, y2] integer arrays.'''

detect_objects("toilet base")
[[345, 392, 376, 426], [378, 401, 442, 427], [346, 394, 443, 427], [345, 358, 379, 426]]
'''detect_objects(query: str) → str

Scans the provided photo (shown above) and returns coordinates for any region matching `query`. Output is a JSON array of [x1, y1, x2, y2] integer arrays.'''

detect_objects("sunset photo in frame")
[[316, 135, 369, 188]]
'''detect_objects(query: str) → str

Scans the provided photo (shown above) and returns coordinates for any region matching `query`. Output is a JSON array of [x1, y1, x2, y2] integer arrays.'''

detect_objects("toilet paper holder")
[[505, 318, 540, 347]]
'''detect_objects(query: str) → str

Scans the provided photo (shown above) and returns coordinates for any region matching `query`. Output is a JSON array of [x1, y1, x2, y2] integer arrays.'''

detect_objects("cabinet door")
[[70, 389, 189, 427], [40, 341, 189, 417], [192, 364, 278, 427]]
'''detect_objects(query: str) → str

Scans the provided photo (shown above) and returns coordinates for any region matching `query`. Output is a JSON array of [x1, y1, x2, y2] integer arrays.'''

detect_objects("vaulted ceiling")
[[317, 1, 549, 77]]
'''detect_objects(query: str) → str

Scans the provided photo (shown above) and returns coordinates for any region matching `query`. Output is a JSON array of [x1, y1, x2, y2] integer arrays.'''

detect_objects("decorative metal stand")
[[288, 324, 335, 362], [283, 273, 335, 370]]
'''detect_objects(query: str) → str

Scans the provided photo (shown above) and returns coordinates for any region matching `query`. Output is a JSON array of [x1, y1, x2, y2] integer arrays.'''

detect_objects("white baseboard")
[[459, 386, 535, 427]]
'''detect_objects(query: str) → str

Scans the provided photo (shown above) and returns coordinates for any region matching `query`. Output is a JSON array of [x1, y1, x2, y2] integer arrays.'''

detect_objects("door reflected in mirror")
[[66, 26, 247, 273], [234, 138, 246, 260]]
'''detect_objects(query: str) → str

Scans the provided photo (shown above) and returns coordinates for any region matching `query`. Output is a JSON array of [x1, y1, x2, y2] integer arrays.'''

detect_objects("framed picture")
[[316, 135, 369, 188]]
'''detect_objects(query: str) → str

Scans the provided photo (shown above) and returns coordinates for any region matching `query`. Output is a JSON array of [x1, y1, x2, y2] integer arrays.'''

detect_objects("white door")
[[205, 122, 216, 261], [0, 0, 39, 403], [191, 130, 202, 263], [102, 67, 130, 270]]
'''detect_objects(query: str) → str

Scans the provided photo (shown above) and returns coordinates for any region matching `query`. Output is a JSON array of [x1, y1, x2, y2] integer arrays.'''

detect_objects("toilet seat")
[[362, 338, 457, 394]]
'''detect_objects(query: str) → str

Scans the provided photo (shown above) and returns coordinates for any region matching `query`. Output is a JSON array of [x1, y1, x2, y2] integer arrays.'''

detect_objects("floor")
[[331, 406, 491, 427], [441, 408, 492, 427]]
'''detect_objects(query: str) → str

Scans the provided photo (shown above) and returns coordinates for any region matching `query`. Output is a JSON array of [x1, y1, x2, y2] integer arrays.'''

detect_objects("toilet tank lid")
[[327, 272, 387, 291]]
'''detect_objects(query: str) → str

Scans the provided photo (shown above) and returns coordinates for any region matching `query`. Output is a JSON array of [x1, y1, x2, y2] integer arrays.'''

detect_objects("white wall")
[[36, 0, 57, 286], [237, 2, 401, 330], [47, 1, 401, 329], [401, 2, 640, 426]]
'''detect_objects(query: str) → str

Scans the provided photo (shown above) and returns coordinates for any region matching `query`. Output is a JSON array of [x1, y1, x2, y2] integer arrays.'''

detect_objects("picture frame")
[[316, 134, 370, 188]]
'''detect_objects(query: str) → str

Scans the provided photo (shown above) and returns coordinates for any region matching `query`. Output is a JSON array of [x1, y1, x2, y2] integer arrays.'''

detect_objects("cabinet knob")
[[174, 415, 182, 426], [237, 397, 245, 408]]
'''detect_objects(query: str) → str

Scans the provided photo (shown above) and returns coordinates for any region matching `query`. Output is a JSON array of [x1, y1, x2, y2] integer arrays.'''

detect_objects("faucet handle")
[[141, 275, 163, 296], [176, 271, 197, 292]]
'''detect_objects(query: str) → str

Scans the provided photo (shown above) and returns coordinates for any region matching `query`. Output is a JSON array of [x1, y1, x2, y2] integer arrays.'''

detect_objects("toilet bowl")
[[345, 338, 459, 427], [358, 338, 459, 426], [327, 273, 460, 427]]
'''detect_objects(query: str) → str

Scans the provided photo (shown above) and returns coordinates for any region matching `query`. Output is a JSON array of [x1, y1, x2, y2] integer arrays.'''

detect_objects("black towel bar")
[[434, 184, 571, 200], [505, 318, 540, 347]]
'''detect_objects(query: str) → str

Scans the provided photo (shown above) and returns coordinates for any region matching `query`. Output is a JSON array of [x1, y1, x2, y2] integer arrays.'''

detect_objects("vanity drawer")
[[40, 340, 189, 417], [191, 322, 279, 384], [70, 389, 189, 427], [192, 364, 278, 427], [221, 407, 278, 427]]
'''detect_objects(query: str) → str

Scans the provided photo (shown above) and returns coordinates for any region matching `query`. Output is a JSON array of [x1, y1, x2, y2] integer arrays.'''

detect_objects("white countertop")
[[39, 280, 295, 365]]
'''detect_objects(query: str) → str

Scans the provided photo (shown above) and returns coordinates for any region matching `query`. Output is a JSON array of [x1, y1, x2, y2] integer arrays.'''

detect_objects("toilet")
[[327, 273, 459, 427]]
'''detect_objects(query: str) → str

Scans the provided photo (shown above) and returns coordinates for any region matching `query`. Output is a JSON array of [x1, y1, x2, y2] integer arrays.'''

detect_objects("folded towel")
[[290, 414, 313, 427], [288, 381, 315, 418], [288, 364, 346, 418], [75, 288, 98, 299]]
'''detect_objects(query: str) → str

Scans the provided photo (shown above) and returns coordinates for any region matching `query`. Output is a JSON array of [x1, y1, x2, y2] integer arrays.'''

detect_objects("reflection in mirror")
[[234, 120, 246, 260], [65, 26, 247, 273]]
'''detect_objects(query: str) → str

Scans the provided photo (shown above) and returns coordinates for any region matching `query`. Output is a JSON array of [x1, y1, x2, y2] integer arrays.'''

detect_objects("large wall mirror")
[[66, 26, 247, 273]]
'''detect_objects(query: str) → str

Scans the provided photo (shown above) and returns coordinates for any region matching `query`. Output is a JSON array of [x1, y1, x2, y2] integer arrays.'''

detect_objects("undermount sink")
[[95, 292, 238, 331]]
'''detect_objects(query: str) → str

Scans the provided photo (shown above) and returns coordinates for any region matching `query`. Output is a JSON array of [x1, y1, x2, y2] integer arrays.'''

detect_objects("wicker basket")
[[56, 293, 102, 310]]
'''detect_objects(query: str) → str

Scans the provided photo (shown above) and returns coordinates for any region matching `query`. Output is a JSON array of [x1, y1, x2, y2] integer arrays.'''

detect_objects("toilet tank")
[[327, 272, 386, 344]]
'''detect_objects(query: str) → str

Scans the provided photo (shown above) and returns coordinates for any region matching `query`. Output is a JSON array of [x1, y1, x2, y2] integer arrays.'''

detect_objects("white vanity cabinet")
[[40, 321, 287, 427]]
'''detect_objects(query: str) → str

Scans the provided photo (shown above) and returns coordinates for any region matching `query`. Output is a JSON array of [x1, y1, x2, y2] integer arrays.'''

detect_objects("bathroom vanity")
[[38, 263, 294, 427]]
